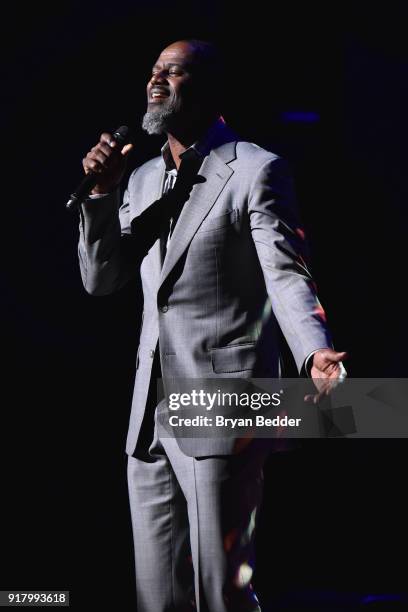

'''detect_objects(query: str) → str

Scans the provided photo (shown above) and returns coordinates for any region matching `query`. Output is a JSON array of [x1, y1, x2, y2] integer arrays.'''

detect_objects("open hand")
[[304, 348, 348, 404]]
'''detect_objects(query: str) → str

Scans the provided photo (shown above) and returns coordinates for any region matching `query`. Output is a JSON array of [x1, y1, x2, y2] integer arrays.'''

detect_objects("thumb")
[[329, 350, 348, 362], [121, 143, 134, 156]]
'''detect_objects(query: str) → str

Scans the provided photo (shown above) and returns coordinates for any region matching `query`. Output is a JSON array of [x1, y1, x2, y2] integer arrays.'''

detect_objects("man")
[[78, 39, 346, 612]]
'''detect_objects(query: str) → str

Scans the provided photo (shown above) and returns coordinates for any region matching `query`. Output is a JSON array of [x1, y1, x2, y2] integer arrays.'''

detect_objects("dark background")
[[1, 1, 407, 610]]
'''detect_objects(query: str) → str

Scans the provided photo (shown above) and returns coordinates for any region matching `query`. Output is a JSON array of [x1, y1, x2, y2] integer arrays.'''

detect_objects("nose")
[[150, 70, 167, 86]]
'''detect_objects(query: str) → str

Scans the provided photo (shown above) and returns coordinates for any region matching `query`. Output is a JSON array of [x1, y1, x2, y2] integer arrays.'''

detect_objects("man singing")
[[78, 39, 346, 612]]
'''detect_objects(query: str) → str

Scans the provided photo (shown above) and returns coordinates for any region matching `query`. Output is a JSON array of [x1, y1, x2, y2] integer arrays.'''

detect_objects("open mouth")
[[150, 88, 170, 102]]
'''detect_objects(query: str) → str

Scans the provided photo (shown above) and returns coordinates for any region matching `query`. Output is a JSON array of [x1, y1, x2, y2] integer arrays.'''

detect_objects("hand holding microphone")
[[66, 125, 133, 210]]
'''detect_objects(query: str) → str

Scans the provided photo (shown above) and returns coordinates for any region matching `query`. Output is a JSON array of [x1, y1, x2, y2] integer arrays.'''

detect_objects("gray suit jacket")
[[78, 122, 332, 456]]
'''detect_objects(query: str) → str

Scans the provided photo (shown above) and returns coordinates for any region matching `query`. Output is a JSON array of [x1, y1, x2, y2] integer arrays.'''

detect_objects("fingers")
[[81, 131, 132, 193], [89, 145, 110, 168], [321, 349, 348, 362], [312, 362, 347, 381], [312, 349, 349, 380], [121, 143, 134, 156], [317, 362, 347, 380], [331, 350, 348, 362], [305, 363, 347, 404], [337, 361, 347, 380], [100, 132, 118, 148], [325, 360, 348, 380], [304, 392, 323, 404], [304, 378, 336, 404], [82, 132, 123, 174], [83, 156, 104, 174]]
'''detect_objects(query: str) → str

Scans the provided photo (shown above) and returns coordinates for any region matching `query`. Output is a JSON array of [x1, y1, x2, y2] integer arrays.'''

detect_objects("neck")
[[166, 114, 218, 169]]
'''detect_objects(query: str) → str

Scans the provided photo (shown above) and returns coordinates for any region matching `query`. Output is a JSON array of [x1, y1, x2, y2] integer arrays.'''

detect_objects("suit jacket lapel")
[[135, 159, 166, 285], [159, 140, 236, 289]]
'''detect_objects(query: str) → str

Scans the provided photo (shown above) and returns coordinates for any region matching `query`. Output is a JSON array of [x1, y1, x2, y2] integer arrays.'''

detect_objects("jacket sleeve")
[[78, 170, 140, 296], [248, 156, 333, 373]]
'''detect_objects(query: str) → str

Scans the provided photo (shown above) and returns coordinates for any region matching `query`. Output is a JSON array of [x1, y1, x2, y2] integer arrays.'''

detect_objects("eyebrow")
[[152, 62, 186, 70]]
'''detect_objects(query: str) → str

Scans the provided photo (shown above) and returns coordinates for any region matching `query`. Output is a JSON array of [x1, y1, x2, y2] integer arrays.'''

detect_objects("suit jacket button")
[[149, 349, 155, 358], [160, 305, 169, 313]]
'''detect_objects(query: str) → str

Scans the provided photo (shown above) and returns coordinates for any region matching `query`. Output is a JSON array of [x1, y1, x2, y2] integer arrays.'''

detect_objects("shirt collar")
[[160, 116, 226, 172]]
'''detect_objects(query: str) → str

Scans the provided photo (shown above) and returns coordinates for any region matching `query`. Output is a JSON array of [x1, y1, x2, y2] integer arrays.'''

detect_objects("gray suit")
[[78, 120, 332, 611], [79, 121, 332, 456]]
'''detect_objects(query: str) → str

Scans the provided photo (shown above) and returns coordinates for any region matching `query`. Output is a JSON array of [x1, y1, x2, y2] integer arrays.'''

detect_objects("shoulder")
[[230, 140, 294, 187], [236, 140, 280, 161], [234, 140, 282, 170]]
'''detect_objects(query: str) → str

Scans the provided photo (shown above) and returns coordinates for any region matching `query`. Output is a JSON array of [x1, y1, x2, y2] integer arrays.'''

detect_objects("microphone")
[[66, 125, 130, 211]]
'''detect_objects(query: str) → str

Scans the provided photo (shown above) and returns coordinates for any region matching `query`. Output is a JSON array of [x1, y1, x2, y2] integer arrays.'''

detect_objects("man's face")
[[142, 42, 202, 135]]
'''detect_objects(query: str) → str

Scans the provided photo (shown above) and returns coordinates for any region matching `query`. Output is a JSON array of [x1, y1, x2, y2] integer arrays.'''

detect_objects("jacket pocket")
[[196, 209, 239, 233], [210, 342, 257, 373]]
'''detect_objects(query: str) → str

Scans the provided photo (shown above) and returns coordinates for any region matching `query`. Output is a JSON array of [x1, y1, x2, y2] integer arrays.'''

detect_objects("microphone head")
[[113, 125, 129, 144]]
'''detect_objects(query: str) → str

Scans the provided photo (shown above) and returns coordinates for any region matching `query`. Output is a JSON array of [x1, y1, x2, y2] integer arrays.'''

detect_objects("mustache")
[[150, 85, 170, 96]]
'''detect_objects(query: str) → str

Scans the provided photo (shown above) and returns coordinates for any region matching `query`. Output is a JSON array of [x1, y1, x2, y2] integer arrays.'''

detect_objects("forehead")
[[154, 43, 196, 67]]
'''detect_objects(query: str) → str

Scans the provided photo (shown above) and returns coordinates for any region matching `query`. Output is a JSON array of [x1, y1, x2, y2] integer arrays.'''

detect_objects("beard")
[[141, 96, 180, 135]]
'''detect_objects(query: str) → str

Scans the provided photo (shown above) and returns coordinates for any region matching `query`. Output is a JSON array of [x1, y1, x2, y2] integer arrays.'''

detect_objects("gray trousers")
[[127, 403, 270, 612]]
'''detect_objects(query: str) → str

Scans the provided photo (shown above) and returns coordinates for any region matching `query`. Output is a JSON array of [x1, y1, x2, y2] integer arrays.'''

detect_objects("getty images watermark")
[[166, 387, 302, 429], [155, 378, 408, 439]]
